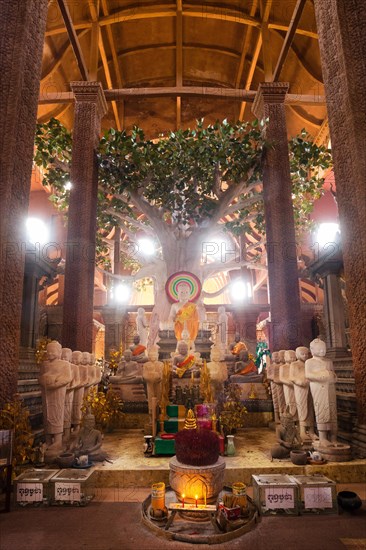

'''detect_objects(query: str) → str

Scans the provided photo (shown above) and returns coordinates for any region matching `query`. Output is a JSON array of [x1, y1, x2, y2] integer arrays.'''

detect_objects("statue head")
[[271, 351, 280, 363], [176, 282, 191, 304], [137, 307, 145, 318], [72, 350, 83, 365], [284, 350, 296, 363], [46, 341, 61, 361], [124, 349, 133, 361], [310, 338, 326, 357], [278, 350, 286, 362], [81, 352, 90, 365], [234, 332, 241, 343], [83, 414, 95, 429], [147, 346, 159, 362], [210, 346, 221, 362], [296, 346, 309, 362], [133, 334, 141, 345], [217, 306, 225, 315], [89, 353, 95, 365], [177, 340, 189, 356], [61, 347, 72, 361]]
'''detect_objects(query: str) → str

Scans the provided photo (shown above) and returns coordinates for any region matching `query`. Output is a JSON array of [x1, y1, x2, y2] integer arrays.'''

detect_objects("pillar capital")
[[70, 81, 108, 118], [252, 82, 290, 118]]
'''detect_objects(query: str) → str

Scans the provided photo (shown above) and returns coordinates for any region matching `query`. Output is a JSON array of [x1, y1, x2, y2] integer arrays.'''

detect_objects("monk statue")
[[61, 347, 80, 443], [71, 414, 107, 462], [225, 334, 249, 374], [143, 347, 164, 414], [271, 406, 301, 459], [38, 340, 73, 452], [136, 307, 149, 347], [71, 350, 88, 433], [168, 281, 199, 348], [110, 349, 143, 384], [129, 334, 148, 363], [268, 351, 286, 422], [305, 338, 338, 447], [290, 346, 316, 442], [207, 345, 228, 398], [172, 340, 199, 378], [280, 350, 298, 419]]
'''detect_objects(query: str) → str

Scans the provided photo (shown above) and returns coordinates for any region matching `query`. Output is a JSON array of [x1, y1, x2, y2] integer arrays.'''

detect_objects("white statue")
[[305, 338, 338, 446], [110, 349, 143, 384], [38, 341, 72, 450], [71, 350, 88, 432], [61, 347, 80, 442], [217, 306, 228, 358], [268, 351, 286, 423], [207, 346, 228, 398], [143, 347, 164, 414], [290, 346, 316, 441], [136, 307, 149, 347], [280, 350, 298, 419], [168, 282, 199, 348]]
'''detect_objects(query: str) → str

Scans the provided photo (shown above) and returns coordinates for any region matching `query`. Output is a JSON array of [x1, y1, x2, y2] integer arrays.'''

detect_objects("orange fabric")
[[176, 355, 196, 378], [174, 302, 199, 342], [132, 344, 146, 356], [232, 341, 247, 355], [237, 360, 257, 376]]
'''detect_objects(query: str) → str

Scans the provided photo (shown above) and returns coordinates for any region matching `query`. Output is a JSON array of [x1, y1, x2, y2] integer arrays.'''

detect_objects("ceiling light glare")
[[316, 223, 340, 250], [114, 283, 131, 304], [137, 238, 155, 256], [26, 217, 49, 245]]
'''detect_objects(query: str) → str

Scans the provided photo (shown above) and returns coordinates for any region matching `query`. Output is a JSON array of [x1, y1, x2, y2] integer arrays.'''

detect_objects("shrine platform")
[[90, 428, 366, 488]]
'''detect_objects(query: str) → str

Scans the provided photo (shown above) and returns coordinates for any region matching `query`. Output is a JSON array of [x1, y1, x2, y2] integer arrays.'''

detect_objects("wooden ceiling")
[[38, 0, 328, 141]]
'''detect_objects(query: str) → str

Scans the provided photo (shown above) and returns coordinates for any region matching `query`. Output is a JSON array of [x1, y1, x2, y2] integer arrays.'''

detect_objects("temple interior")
[[0, 1, 365, 548]]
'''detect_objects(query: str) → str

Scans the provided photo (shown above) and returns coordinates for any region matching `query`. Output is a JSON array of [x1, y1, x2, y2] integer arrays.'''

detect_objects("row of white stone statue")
[[38, 341, 103, 459], [267, 338, 337, 448]]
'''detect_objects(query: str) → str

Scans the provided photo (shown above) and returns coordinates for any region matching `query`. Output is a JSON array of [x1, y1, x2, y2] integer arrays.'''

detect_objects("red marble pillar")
[[62, 82, 107, 351], [252, 83, 303, 352], [314, 1, 366, 433], [0, 0, 48, 404]]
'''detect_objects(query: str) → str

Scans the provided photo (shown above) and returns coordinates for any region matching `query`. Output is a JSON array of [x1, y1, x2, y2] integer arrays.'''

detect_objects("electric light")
[[137, 238, 155, 256], [64, 181, 72, 190], [230, 279, 252, 301], [26, 217, 49, 245], [114, 283, 131, 304], [316, 223, 340, 250]]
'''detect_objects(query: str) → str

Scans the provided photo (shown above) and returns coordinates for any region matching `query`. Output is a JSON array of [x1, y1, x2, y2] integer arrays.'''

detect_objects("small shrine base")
[[141, 487, 259, 543]]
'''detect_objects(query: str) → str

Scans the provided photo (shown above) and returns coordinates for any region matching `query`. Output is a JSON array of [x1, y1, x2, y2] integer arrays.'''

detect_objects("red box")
[[218, 503, 241, 520]]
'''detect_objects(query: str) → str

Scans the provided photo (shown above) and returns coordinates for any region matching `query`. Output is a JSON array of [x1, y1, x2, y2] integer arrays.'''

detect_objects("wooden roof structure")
[[38, 0, 329, 142]]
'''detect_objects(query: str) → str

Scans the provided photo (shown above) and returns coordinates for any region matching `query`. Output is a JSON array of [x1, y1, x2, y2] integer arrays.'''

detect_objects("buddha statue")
[[289, 346, 316, 442], [110, 349, 143, 384], [38, 341, 73, 451], [71, 414, 107, 462], [305, 338, 338, 447], [129, 334, 148, 363], [172, 340, 199, 378], [225, 333, 248, 364], [168, 282, 199, 348]]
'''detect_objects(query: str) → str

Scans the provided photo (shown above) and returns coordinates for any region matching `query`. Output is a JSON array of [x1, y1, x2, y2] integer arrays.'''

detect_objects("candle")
[[195, 494, 198, 508], [181, 493, 185, 508]]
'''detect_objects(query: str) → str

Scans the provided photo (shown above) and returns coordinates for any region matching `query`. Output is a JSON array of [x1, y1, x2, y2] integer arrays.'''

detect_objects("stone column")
[[313, 2, 366, 446], [252, 83, 302, 352], [62, 82, 107, 352], [0, 0, 48, 404]]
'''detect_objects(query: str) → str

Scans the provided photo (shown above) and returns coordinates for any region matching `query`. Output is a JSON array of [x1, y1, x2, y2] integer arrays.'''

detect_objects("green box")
[[154, 436, 175, 456]]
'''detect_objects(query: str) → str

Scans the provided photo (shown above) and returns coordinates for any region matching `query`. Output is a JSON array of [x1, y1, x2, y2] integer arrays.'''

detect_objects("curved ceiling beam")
[[37, 102, 72, 123], [45, 6, 317, 40], [117, 42, 241, 60], [288, 104, 322, 128]]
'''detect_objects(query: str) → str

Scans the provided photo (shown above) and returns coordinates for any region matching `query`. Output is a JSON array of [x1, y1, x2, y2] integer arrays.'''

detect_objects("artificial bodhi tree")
[[34, 118, 332, 345]]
